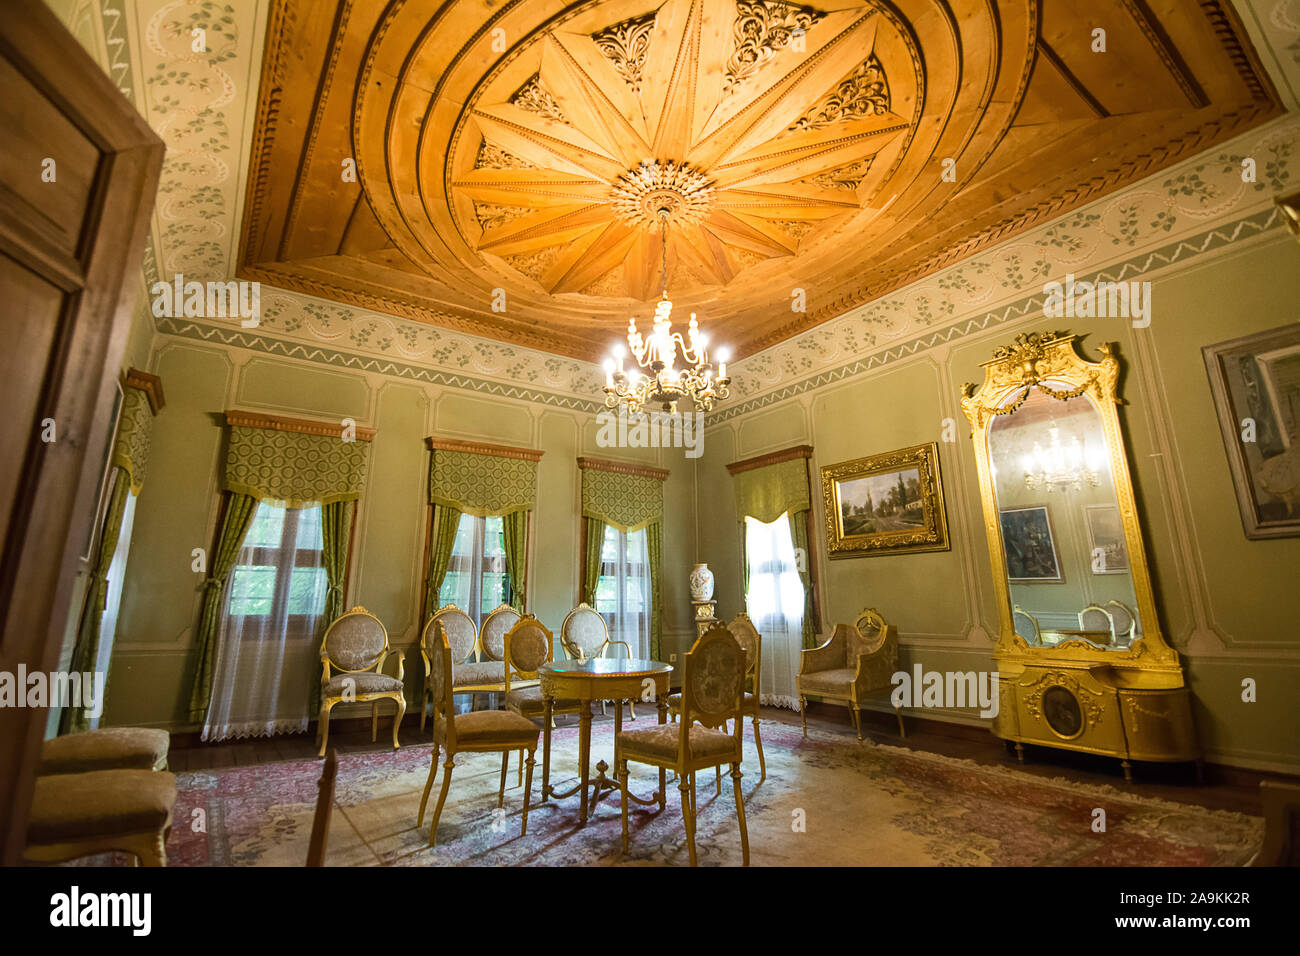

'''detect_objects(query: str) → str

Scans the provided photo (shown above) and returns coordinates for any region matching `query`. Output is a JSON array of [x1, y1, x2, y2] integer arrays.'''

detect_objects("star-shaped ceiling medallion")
[[449, 0, 908, 299]]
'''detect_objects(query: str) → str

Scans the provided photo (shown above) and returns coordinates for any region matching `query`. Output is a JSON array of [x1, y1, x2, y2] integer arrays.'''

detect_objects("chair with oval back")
[[666, 612, 766, 787], [1012, 605, 1041, 644], [560, 603, 638, 719], [420, 605, 480, 733], [796, 607, 904, 741], [417, 622, 540, 847], [317, 606, 406, 757], [503, 615, 583, 800], [1105, 600, 1136, 645], [1079, 605, 1116, 644], [615, 624, 749, 866]]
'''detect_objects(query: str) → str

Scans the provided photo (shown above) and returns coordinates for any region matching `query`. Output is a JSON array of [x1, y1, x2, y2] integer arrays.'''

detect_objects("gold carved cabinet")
[[961, 333, 1199, 780]]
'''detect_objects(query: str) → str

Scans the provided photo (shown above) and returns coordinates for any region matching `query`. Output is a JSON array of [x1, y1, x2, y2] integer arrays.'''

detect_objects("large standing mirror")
[[961, 332, 1196, 777], [989, 386, 1141, 649]]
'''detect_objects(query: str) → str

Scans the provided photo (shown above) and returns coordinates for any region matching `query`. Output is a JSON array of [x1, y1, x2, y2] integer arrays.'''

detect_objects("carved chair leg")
[[680, 775, 698, 867], [800, 696, 808, 737], [715, 764, 721, 797], [731, 762, 749, 867], [517, 748, 524, 787], [392, 696, 405, 750], [417, 743, 441, 827], [752, 716, 766, 783], [317, 702, 335, 758], [419, 691, 428, 733], [853, 705, 864, 742], [371, 701, 379, 742], [619, 757, 631, 853], [895, 708, 905, 739], [498, 752, 509, 808], [628, 699, 637, 720], [428, 757, 455, 847], [521, 749, 535, 837]]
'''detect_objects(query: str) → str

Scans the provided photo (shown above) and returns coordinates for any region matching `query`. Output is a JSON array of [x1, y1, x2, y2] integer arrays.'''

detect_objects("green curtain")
[[645, 520, 663, 661], [787, 509, 818, 648], [112, 386, 154, 495], [424, 505, 462, 620], [733, 457, 810, 524], [313, 499, 355, 714], [225, 425, 369, 507], [583, 517, 606, 606], [60, 467, 132, 733], [430, 447, 537, 516], [188, 492, 260, 723], [501, 509, 528, 611], [581, 466, 663, 532]]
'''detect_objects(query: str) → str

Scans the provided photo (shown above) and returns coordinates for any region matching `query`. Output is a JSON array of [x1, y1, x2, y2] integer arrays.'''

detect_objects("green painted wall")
[[103, 344, 699, 728], [697, 233, 1300, 771]]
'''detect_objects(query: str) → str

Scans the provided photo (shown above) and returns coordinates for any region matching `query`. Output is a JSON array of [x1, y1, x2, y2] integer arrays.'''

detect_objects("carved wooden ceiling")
[[239, 0, 1280, 362]]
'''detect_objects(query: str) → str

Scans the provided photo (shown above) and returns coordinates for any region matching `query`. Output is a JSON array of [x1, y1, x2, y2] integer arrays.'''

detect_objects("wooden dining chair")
[[418, 622, 541, 847], [502, 615, 583, 799], [616, 624, 749, 866], [561, 602, 637, 718], [667, 612, 766, 789], [317, 606, 406, 757]]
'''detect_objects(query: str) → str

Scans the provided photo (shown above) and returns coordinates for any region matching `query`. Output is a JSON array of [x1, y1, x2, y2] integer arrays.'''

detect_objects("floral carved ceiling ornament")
[[446, 0, 907, 300]]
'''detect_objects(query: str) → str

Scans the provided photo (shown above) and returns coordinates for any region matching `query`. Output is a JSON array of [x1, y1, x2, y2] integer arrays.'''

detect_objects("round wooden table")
[[538, 658, 673, 826]]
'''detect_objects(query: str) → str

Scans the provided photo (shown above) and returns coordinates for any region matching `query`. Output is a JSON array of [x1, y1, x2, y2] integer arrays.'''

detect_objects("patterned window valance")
[[428, 438, 543, 517], [112, 369, 166, 495], [224, 410, 375, 507], [728, 445, 814, 523], [579, 457, 668, 532]]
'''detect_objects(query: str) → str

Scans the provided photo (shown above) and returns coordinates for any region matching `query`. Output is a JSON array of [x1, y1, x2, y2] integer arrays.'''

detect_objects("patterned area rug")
[[167, 721, 1262, 866]]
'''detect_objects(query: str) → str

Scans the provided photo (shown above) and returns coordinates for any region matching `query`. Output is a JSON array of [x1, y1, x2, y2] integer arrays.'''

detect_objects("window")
[[595, 525, 649, 658], [438, 514, 513, 626], [227, 503, 328, 637], [744, 513, 805, 708]]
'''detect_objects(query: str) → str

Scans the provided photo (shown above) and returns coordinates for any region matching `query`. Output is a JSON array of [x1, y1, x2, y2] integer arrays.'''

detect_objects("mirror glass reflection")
[[988, 387, 1141, 649]]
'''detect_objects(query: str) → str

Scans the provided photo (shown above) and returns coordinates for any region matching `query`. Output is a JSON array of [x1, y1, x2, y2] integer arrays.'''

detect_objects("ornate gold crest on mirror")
[[961, 332, 1199, 781]]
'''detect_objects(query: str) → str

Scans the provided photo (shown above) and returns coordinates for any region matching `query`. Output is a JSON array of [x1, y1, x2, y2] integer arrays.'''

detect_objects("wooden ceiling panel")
[[239, 0, 1281, 362]]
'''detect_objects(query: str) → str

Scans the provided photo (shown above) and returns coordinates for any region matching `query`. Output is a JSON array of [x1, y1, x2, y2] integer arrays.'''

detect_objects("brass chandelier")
[[1022, 423, 1103, 492], [602, 210, 731, 413]]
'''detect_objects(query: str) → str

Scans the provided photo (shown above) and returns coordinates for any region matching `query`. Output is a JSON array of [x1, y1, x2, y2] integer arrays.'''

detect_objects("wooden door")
[[0, 0, 163, 863]]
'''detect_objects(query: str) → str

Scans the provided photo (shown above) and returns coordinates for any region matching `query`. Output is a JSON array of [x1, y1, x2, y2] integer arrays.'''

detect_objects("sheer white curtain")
[[744, 513, 804, 710], [203, 502, 326, 741], [89, 488, 137, 730], [599, 526, 650, 659]]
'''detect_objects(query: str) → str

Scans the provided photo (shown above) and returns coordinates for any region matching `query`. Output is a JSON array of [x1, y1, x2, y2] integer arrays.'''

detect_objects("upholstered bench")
[[24, 769, 177, 866], [40, 727, 169, 774]]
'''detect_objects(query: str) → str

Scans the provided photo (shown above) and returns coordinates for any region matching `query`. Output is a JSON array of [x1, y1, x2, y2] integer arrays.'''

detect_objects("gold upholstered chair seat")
[[505, 684, 579, 715], [25, 769, 177, 867], [795, 668, 858, 697], [452, 661, 508, 687], [432, 709, 541, 747], [40, 727, 169, 774], [666, 690, 757, 714], [322, 672, 404, 696], [618, 722, 735, 763]]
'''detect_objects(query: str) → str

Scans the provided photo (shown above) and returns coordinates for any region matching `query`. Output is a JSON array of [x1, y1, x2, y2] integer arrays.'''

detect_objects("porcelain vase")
[[688, 563, 715, 602]]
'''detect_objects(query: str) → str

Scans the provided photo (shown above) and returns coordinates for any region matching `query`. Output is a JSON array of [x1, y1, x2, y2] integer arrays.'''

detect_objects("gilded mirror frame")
[[960, 332, 1179, 672]]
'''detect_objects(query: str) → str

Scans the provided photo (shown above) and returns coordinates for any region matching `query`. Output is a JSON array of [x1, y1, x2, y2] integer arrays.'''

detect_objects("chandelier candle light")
[[602, 208, 731, 413], [1022, 422, 1104, 492]]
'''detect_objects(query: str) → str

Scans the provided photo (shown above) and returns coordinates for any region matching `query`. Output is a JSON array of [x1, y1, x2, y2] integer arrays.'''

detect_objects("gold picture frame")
[[821, 442, 950, 558]]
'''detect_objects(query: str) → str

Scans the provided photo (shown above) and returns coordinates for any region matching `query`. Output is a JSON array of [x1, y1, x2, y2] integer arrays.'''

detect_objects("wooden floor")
[[168, 701, 1275, 816]]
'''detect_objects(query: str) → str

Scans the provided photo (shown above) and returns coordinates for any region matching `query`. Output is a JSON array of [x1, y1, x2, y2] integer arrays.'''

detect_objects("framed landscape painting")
[[999, 505, 1062, 582], [1203, 322, 1300, 539], [821, 442, 949, 557]]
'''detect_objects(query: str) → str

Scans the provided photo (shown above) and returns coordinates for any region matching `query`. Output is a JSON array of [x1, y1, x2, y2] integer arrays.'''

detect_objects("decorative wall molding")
[[427, 437, 544, 461], [726, 444, 815, 476], [224, 408, 377, 440], [576, 456, 670, 481]]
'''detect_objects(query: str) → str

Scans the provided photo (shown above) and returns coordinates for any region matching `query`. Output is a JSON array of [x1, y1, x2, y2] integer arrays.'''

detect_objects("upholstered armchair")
[[1106, 600, 1136, 644], [418, 622, 540, 847], [1079, 605, 1116, 644], [796, 607, 903, 741], [561, 602, 637, 718], [1013, 605, 1041, 643], [477, 603, 526, 690], [317, 606, 406, 757]]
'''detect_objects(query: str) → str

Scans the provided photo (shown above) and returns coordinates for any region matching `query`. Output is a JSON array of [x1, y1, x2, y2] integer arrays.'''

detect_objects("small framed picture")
[[821, 442, 949, 557], [1203, 322, 1300, 539], [1084, 504, 1129, 574], [998, 505, 1062, 582]]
